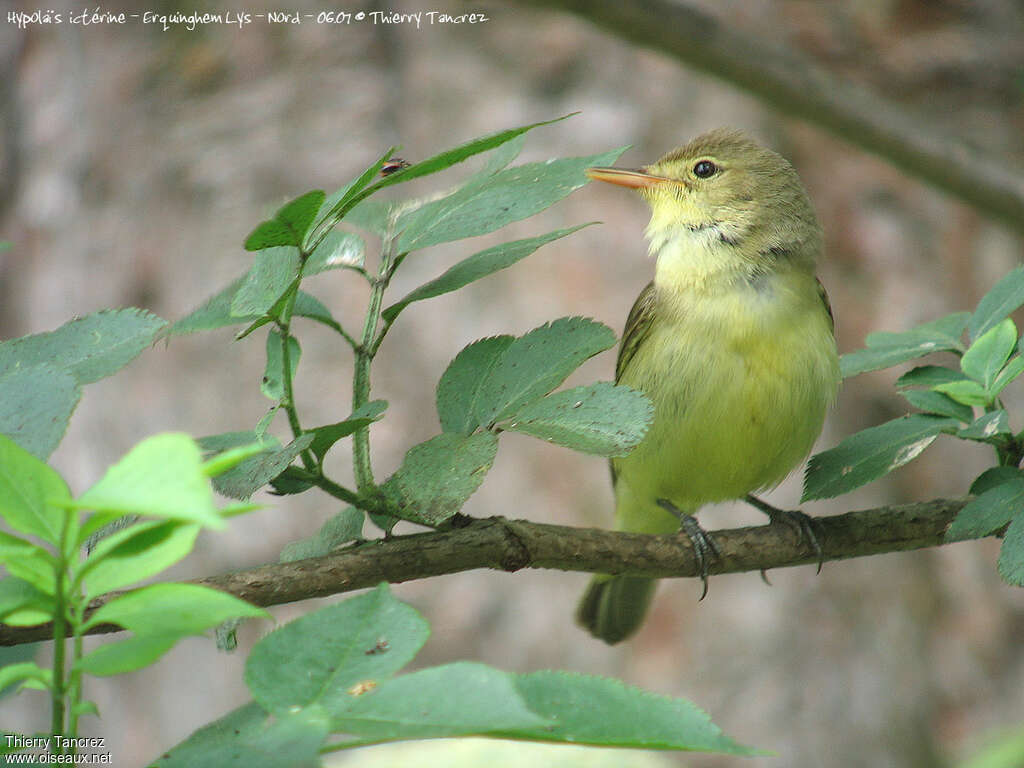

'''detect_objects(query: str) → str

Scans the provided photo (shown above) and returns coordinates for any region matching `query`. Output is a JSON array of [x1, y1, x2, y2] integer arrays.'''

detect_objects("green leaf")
[[0, 530, 57, 594], [164, 276, 327, 337], [0, 577, 53, 625], [279, 507, 364, 562], [334, 662, 548, 741], [150, 701, 328, 768], [997, 516, 1024, 586], [947, 479, 1024, 542], [78, 634, 179, 676], [437, 336, 515, 435], [302, 231, 365, 276], [0, 364, 80, 460], [342, 199, 393, 238], [840, 312, 969, 378], [900, 389, 973, 423], [382, 432, 498, 526], [78, 521, 200, 600], [243, 220, 296, 251], [395, 148, 626, 252], [896, 365, 968, 389], [211, 434, 313, 500], [504, 670, 759, 754], [230, 247, 301, 318], [74, 433, 223, 529], [958, 410, 1010, 441], [934, 379, 993, 407], [970, 466, 1024, 495], [308, 400, 388, 462], [244, 191, 326, 251], [0, 308, 167, 385], [0, 662, 52, 694], [310, 148, 397, 241], [278, 190, 326, 248], [261, 330, 301, 401], [382, 225, 593, 324], [245, 584, 428, 715], [292, 291, 343, 334], [84, 583, 267, 635], [369, 113, 578, 193], [504, 382, 653, 457], [0, 433, 71, 544], [991, 355, 1024, 396], [961, 318, 1017, 389], [474, 317, 617, 427], [803, 414, 958, 501], [969, 265, 1024, 340]]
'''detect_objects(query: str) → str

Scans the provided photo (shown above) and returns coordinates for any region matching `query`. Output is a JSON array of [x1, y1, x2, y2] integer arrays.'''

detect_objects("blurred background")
[[2, 0, 1024, 765]]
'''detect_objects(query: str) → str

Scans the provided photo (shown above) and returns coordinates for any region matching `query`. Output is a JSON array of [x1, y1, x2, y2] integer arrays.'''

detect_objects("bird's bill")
[[585, 167, 673, 189]]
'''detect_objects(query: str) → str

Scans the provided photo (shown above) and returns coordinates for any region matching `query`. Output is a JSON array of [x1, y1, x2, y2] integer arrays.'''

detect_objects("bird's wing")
[[816, 277, 835, 335], [616, 281, 658, 382]]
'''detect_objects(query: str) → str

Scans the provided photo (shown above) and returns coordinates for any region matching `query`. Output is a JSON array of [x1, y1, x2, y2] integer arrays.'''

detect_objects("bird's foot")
[[657, 498, 720, 600], [744, 494, 824, 580]]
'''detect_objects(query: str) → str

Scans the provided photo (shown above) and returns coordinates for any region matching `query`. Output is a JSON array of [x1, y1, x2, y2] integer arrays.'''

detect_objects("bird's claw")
[[745, 494, 824, 575], [658, 499, 720, 600]]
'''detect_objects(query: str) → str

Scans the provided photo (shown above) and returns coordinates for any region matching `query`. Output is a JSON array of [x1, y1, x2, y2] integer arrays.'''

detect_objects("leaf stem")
[[50, 512, 73, 745], [352, 234, 398, 495]]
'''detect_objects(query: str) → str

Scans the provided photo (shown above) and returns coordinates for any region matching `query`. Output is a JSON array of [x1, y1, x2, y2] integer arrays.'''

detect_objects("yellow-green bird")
[[577, 129, 840, 644]]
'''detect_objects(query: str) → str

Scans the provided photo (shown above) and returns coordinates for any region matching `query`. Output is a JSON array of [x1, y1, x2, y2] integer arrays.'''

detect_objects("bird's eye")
[[693, 160, 718, 179]]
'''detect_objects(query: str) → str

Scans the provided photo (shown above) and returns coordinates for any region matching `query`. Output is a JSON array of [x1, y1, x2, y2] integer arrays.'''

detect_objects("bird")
[[576, 129, 840, 644]]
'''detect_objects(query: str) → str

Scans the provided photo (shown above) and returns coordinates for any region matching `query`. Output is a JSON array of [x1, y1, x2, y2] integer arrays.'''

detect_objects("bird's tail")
[[576, 575, 658, 645]]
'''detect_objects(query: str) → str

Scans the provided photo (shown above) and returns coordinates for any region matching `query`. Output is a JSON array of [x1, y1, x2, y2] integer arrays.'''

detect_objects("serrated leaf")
[[474, 317, 617, 427], [437, 336, 515, 435], [961, 318, 1017, 389], [997, 516, 1024, 586], [0, 433, 71, 543], [900, 389, 973, 422], [0, 364, 80, 460], [503, 382, 652, 457], [262, 330, 301, 401], [382, 433, 498, 525], [895, 365, 968, 389], [841, 312, 969, 378], [803, 414, 958, 501], [934, 379, 992, 407], [279, 507, 364, 562], [383, 225, 593, 324], [150, 701, 328, 768], [243, 220, 296, 251], [245, 585, 428, 715], [211, 434, 314, 500], [947, 478, 1024, 542], [969, 265, 1024, 339], [0, 308, 166, 385], [303, 231, 365, 276], [335, 662, 548, 741], [395, 148, 625, 252], [74, 433, 223, 529], [958, 410, 1010, 441], [230, 247, 301, 318], [277, 190, 325, 247], [308, 400, 388, 462], [504, 671, 760, 754]]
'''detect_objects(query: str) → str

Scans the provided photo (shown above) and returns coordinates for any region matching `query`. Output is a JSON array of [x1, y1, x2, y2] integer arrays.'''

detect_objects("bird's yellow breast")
[[611, 264, 839, 534]]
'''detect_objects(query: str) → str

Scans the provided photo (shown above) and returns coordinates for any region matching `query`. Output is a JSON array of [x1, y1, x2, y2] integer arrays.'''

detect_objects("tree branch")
[[510, 0, 1024, 233], [0, 498, 974, 647]]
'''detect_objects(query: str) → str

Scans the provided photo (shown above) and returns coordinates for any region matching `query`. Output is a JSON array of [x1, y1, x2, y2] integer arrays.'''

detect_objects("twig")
[[0, 498, 974, 647]]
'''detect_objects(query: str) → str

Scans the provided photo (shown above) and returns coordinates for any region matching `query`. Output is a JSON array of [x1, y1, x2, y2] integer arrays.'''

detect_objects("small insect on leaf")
[[364, 639, 390, 655], [380, 158, 412, 176]]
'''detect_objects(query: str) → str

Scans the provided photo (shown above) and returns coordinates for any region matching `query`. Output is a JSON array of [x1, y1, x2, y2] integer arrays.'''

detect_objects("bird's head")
[[586, 129, 821, 268]]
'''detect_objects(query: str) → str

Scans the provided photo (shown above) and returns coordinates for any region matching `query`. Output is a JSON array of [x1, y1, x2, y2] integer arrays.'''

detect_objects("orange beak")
[[585, 167, 673, 190]]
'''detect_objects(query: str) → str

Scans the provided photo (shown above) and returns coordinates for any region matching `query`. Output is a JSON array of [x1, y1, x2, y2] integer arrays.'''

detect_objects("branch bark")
[[510, 0, 1024, 233], [0, 497, 974, 647]]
